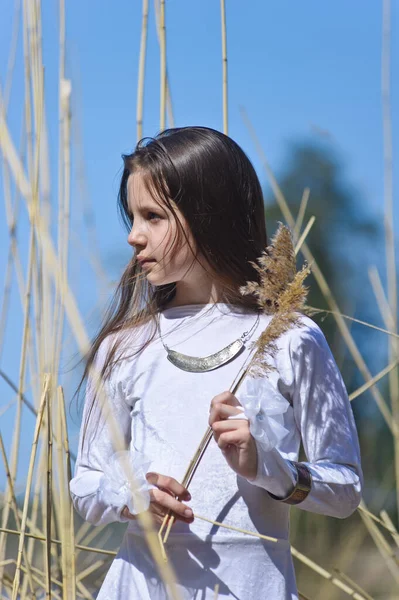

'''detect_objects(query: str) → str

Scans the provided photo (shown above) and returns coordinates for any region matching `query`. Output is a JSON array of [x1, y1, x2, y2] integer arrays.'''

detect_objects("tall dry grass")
[[0, 1, 398, 598]]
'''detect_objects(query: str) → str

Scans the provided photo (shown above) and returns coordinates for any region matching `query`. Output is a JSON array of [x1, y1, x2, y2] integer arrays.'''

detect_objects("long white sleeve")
[[249, 319, 363, 519], [69, 339, 132, 526]]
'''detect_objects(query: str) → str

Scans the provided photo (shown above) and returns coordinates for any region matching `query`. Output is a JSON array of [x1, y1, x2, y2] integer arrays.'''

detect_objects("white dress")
[[69, 303, 363, 599]]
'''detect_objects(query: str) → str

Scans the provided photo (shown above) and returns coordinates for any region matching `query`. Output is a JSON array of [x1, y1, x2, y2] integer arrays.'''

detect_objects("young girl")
[[69, 126, 363, 600]]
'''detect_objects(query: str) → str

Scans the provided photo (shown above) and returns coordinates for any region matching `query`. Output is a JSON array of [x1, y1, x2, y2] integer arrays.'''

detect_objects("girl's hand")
[[121, 472, 194, 526], [209, 391, 258, 480]]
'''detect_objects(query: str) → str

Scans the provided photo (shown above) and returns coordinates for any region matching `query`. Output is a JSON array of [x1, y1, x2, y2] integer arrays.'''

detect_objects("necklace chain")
[[157, 310, 260, 354]]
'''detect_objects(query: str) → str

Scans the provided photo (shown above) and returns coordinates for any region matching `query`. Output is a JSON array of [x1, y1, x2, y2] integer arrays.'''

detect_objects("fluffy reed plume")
[[240, 222, 311, 376]]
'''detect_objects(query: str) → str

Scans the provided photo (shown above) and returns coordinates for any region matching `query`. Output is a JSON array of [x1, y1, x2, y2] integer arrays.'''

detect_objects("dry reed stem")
[[308, 306, 399, 340], [294, 187, 310, 238], [194, 514, 278, 543], [382, 0, 397, 331], [2, 0, 21, 112], [357, 504, 398, 537], [20, 443, 49, 599], [368, 266, 395, 331], [137, 0, 149, 141], [45, 381, 53, 598], [298, 592, 312, 600], [370, 278, 399, 516], [58, 386, 76, 599], [349, 359, 399, 401], [220, 0, 228, 135], [332, 569, 374, 600], [358, 500, 399, 585], [0, 526, 118, 557], [382, 5, 399, 507], [0, 432, 36, 595], [213, 583, 219, 599], [159, 0, 166, 131], [12, 375, 50, 600], [0, 47, 44, 600], [380, 510, 399, 548], [294, 215, 315, 255], [240, 105, 396, 436], [1, 107, 94, 358], [290, 546, 369, 600], [12, 561, 63, 600], [76, 560, 104, 583], [154, 0, 175, 128]]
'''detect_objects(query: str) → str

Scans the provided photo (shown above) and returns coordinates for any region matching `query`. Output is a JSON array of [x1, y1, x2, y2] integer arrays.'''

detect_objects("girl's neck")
[[166, 280, 222, 309]]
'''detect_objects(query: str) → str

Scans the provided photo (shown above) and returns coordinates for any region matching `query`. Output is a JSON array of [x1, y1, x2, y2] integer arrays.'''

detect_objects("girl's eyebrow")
[[129, 202, 166, 215]]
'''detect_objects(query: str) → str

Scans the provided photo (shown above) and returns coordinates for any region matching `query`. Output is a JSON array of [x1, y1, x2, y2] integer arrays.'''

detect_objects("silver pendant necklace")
[[157, 310, 260, 373]]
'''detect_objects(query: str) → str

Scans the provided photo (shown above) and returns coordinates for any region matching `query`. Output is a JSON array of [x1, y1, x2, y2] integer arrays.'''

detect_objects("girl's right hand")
[[121, 472, 194, 526]]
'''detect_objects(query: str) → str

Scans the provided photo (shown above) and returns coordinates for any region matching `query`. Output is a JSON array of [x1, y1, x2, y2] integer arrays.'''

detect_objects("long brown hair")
[[77, 126, 267, 410]]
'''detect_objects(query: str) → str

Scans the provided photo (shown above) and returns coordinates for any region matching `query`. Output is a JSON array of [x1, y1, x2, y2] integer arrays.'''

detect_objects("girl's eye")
[[148, 212, 161, 221]]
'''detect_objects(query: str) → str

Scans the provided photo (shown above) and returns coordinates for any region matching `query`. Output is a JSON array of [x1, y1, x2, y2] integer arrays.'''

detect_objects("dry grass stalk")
[[308, 306, 399, 340], [381, 0, 399, 505], [45, 382, 53, 598], [0, 433, 35, 595], [290, 546, 370, 600], [357, 504, 398, 537], [220, 0, 228, 135], [358, 500, 399, 585], [58, 387, 76, 599], [380, 510, 399, 548], [12, 375, 50, 600], [159, 0, 166, 131], [332, 568, 374, 600], [154, 0, 175, 128], [137, 0, 149, 141], [349, 359, 399, 402], [0, 526, 118, 557], [294, 187, 310, 239], [298, 592, 312, 600], [294, 215, 315, 255], [0, 26, 45, 596], [194, 514, 278, 543], [368, 266, 395, 332]]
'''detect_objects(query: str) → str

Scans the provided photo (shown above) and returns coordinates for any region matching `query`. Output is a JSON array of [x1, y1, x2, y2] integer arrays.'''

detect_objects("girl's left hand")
[[209, 391, 258, 480]]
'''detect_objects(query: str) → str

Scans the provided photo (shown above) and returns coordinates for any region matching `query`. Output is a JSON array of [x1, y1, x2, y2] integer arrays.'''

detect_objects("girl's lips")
[[140, 259, 156, 269]]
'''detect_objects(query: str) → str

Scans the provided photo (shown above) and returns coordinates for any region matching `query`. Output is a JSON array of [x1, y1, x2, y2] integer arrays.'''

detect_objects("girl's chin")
[[144, 271, 168, 286]]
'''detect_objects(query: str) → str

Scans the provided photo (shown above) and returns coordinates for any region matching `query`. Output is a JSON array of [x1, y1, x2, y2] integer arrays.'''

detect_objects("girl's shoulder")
[[258, 312, 330, 357], [94, 319, 155, 374]]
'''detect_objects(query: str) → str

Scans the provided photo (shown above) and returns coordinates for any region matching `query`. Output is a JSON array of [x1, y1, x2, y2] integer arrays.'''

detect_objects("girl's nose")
[[127, 224, 146, 248]]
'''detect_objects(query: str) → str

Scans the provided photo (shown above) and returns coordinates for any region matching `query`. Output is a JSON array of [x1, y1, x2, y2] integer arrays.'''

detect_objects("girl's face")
[[127, 172, 204, 287]]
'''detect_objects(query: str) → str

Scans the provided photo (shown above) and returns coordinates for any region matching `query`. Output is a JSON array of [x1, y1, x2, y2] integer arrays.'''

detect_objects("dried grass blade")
[[12, 375, 50, 600]]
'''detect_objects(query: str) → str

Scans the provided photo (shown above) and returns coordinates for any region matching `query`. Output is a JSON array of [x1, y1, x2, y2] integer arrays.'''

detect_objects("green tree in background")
[[263, 139, 395, 519]]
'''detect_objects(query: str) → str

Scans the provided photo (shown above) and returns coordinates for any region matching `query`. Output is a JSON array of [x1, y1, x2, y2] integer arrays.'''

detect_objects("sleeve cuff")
[[247, 442, 297, 498]]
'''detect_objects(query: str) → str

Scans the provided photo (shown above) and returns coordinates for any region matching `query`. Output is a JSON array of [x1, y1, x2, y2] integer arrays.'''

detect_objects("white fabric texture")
[[69, 303, 363, 599], [98, 449, 153, 515]]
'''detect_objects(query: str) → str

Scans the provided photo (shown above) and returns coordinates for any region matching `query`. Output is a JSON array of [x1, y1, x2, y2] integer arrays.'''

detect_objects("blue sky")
[[0, 1, 398, 485]]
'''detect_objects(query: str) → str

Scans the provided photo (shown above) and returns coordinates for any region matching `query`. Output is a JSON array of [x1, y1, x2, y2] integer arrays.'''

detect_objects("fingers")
[[150, 487, 194, 522], [209, 392, 242, 426], [211, 419, 251, 448], [211, 391, 240, 408], [146, 472, 191, 501], [216, 430, 245, 450]]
